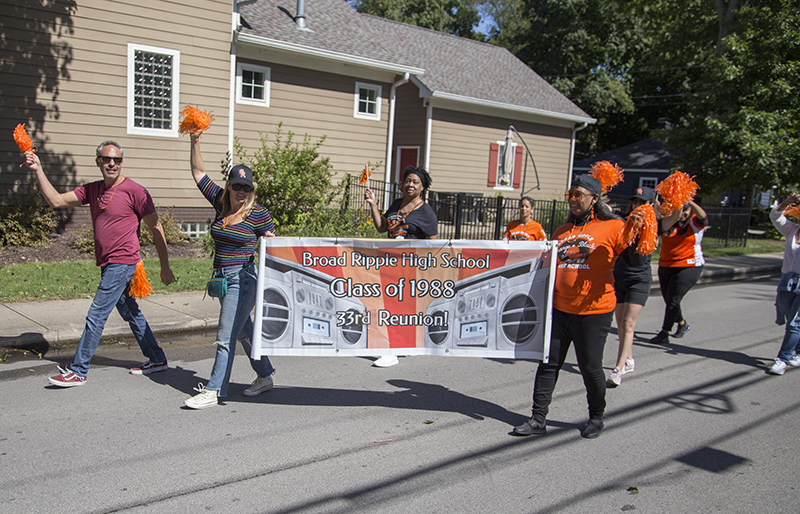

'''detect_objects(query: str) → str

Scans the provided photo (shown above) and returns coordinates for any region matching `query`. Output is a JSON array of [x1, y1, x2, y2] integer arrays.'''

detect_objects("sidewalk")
[[0, 253, 784, 349]]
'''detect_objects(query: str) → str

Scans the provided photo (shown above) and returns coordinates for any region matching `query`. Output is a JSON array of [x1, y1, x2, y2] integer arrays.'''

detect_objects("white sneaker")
[[621, 358, 635, 374], [768, 359, 787, 376], [184, 384, 218, 409], [373, 355, 399, 367], [789, 354, 800, 367], [243, 374, 273, 396], [607, 368, 622, 387]]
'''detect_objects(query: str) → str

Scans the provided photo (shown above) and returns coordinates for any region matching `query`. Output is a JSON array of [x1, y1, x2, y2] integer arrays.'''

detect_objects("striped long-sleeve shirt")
[[197, 174, 276, 269]]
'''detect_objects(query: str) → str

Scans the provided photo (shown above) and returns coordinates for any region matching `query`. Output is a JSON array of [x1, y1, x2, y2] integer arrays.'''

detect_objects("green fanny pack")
[[206, 276, 228, 298]]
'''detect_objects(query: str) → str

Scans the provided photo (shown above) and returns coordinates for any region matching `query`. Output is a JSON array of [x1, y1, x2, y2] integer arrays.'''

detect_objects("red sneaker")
[[48, 366, 86, 387], [129, 360, 168, 375]]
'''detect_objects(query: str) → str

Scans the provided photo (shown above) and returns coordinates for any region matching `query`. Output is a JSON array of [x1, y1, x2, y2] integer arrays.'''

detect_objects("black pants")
[[531, 309, 613, 423], [657, 266, 703, 333]]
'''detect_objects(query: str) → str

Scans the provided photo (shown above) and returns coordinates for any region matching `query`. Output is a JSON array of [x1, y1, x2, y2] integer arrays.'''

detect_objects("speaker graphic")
[[424, 258, 547, 353], [259, 254, 368, 349]]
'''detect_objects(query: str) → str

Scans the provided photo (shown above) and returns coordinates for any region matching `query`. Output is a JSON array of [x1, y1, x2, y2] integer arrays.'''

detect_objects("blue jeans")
[[70, 263, 166, 377], [206, 263, 275, 397], [775, 277, 800, 362]]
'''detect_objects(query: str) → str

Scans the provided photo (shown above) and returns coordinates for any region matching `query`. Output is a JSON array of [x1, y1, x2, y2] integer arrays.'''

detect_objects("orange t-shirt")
[[503, 219, 547, 241], [552, 218, 627, 315], [659, 215, 708, 267]]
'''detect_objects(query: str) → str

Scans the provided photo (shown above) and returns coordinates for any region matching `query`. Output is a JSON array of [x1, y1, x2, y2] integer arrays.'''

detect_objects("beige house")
[[1, 0, 593, 229]]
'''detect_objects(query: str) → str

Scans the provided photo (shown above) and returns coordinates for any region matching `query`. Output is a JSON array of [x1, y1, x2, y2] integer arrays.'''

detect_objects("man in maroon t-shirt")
[[25, 141, 175, 387]]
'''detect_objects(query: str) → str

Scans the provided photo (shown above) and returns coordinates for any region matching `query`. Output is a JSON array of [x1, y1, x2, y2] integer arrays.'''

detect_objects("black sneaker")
[[581, 419, 604, 439], [513, 418, 546, 436], [649, 331, 669, 345], [672, 322, 691, 338]]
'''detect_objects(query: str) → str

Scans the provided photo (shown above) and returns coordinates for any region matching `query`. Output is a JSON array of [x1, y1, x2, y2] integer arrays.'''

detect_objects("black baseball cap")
[[630, 186, 657, 202], [571, 174, 602, 195], [228, 164, 253, 187]]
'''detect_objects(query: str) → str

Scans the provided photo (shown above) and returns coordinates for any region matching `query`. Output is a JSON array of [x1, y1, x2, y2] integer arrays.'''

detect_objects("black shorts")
[[614, 276, 652, 306]]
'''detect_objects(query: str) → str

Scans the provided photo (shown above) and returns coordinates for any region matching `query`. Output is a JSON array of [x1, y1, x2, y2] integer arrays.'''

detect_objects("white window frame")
[[494, 140, 517, 191], [236, 63, 270, 107], [354, 82, 382, 121], [127, 43, 180, 137], [639, 176, 658, 189]]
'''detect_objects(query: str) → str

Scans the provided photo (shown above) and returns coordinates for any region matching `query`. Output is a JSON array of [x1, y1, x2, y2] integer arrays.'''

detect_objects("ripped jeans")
[[206, 263, 274, 397]]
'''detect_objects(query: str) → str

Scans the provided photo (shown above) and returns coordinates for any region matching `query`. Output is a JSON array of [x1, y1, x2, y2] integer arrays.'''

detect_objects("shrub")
[[233, 123, 342, 234], [0, 181, 58, 246], [71, 225, 95, 254], [138, 206, 189, 245], [71, 206, 188, 254]]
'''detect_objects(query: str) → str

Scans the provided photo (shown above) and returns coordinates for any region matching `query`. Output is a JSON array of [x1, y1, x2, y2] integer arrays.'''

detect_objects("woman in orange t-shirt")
[[513, 175, 628, 440], [502, 196, 547, 241], [649, 200, 707, 345]]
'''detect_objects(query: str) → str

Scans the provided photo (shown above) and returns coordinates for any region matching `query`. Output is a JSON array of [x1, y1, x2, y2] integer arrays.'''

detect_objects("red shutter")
[[488, 143, 499, 187], [512, 145, 524, 188]]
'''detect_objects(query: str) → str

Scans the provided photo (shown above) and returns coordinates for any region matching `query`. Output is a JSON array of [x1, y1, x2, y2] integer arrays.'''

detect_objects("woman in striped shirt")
[[184, 134, 277, 409]]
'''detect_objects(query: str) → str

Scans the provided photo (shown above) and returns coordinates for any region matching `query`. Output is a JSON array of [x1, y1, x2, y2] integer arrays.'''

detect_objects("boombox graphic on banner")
[[252, 238, 555, 361]]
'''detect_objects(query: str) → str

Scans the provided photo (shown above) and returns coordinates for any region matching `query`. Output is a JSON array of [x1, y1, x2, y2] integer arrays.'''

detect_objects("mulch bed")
[[0, 233, 206, 268]]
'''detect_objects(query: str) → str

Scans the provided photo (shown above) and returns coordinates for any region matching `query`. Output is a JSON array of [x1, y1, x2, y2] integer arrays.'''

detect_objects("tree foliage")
[[666, 0, 800, 194], [351, 0, 483, 39]]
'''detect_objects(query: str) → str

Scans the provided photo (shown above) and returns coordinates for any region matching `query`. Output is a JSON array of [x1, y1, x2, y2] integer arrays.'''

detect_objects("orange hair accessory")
[[622, 204, 658, 255], [655, 171, 699, 215], [179, 105, 215, 135], [359, 165, 370, 185], [128, 261, 154, 299], [589, 161, 624, 193]]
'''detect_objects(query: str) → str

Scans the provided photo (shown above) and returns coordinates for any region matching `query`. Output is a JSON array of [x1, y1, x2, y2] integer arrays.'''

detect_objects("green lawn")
[[0, 257, 210, 302]]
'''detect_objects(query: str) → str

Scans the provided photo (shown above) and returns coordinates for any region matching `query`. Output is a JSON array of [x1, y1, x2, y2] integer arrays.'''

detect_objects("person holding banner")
[[184, 134, 277, 409], [514, 173, 628, 439], [365, 165, 438, 367], [502, 196, 547, 241]]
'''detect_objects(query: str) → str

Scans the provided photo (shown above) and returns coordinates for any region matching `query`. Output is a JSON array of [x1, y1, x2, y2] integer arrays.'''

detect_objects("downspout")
[[384, 72, 410, 184], [567, 122, 588, 190], [424, 100, 433, 171], [228, 11, 240, 162]]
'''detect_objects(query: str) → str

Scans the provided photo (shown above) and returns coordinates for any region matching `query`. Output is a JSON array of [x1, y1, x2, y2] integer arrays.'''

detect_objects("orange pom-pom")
[[14, 124, 34, 152], [785, 203, 800, 222], [128, 261, 154, 299], [359, 165, 370, 185], [655, 171, 699, 215], [179, 105, 215, 135], [589, 161, 624, 193], [622, 204, 658, 255]]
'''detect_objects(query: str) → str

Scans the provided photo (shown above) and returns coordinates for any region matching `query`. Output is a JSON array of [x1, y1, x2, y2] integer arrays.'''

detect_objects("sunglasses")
[[98, 156, 123, 164], [231, 183, 253, 193], [564, 190, 591, 201]]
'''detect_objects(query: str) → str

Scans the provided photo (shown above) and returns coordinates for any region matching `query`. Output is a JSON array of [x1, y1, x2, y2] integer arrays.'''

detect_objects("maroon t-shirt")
[[73, 178, 155, 267]]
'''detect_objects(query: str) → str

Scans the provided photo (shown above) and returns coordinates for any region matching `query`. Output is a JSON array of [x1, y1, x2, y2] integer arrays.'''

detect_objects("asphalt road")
[[1, 277, 795, 513]]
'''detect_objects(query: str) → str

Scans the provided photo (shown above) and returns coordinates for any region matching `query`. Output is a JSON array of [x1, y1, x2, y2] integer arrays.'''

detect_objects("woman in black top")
[[365, 166, 438, 240], [365, 166, 437, 367], [608, 187, 658, 387]]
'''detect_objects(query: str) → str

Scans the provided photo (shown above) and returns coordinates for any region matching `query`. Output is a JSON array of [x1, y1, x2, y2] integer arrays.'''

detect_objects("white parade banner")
[[252, 238, 555, 361]]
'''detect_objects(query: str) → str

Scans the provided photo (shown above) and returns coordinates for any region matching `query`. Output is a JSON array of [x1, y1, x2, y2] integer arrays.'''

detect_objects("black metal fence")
[[343, 175, 752, 247]]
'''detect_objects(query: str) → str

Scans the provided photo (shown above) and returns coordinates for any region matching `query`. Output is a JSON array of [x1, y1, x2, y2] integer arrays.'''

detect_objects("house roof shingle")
[[237, 0, 593, 123], [573, 138, 675, 172]]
